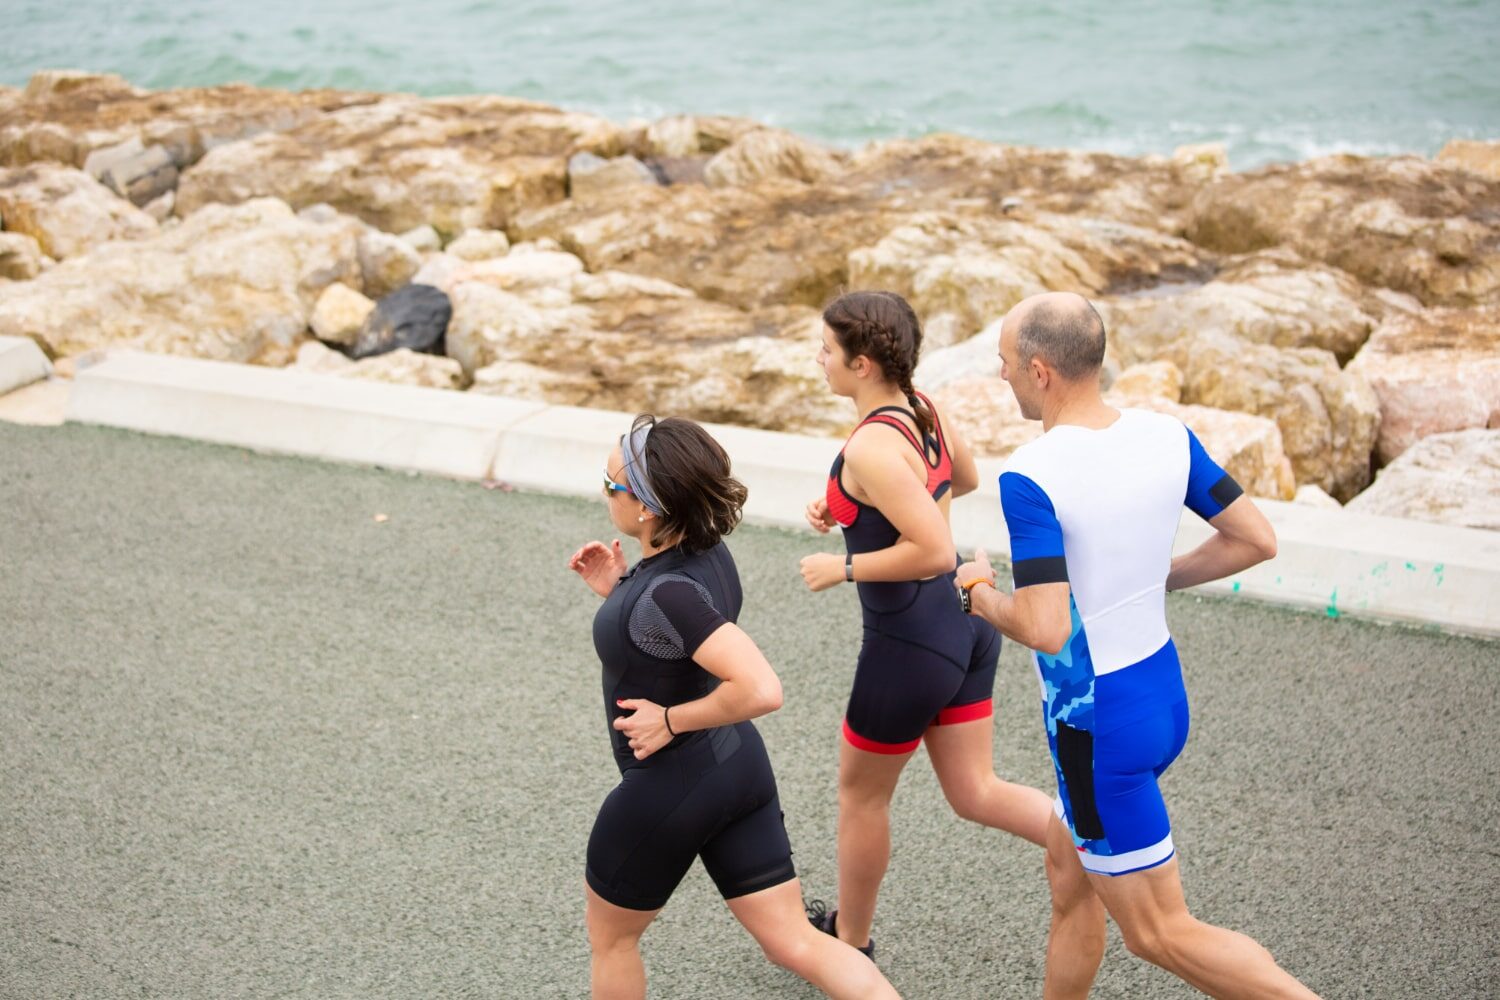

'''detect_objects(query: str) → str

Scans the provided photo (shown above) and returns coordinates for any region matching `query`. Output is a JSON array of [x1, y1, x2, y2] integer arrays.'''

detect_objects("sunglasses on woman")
[[603, 471, 632, 497]]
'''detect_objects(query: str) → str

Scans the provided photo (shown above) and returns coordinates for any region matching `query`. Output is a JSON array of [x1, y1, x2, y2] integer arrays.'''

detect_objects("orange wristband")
[[960, 578, 995, 592]]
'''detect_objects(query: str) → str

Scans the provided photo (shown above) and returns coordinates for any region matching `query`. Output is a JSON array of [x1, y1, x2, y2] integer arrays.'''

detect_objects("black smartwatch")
[[844, 552, 854, 583], [959, 578, 992, 615]]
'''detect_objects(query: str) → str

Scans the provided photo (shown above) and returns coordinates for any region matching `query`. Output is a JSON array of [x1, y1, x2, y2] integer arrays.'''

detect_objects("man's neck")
[[1040, 381, 1117, 432]]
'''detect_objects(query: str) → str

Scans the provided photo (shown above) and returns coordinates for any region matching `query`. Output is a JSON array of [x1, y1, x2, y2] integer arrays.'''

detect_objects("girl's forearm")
[[851, 539, 956, 582]]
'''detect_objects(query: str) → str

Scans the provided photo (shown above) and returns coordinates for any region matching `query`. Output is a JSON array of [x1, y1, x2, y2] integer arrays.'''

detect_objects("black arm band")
[[845, 552, 854, 582], [664, 706, 676, 737]]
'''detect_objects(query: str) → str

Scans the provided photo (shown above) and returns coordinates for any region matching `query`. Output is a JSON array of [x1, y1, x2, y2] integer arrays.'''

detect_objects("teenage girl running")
[[799, 291, 1053, 957]]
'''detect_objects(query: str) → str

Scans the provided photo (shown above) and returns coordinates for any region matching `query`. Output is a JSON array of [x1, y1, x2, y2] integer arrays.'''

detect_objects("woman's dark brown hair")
[[628, 413, 748, 553], [823, 290, 934, 438]]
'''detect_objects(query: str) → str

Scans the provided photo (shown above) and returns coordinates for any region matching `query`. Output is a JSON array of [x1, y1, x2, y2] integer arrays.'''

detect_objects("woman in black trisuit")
[[798, 291, 1052, 957], [568, 414, 898, 1000]]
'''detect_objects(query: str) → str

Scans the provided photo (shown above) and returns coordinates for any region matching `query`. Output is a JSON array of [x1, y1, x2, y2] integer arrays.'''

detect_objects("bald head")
[[1004, 292, 1107, 381]]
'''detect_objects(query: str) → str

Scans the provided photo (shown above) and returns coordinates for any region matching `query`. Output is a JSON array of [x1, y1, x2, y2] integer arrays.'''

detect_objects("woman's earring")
[[637, 515, 645, 522]]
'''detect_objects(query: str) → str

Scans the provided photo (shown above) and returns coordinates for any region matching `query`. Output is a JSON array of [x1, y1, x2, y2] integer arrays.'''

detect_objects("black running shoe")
[[803, 898, 875, 959]]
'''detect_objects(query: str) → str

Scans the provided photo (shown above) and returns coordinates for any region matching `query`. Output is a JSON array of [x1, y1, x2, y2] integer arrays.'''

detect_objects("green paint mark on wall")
[[1371, 561, 1388, 576], [1326, 588, 1341, 619], [1434, 563, 1445, 587], [1404, 561, 1416, 571], [1232, 581, 1242, 593]]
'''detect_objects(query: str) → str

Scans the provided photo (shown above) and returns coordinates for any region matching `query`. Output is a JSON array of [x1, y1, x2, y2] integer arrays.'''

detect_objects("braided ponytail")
[[823, 290, 935, 439]]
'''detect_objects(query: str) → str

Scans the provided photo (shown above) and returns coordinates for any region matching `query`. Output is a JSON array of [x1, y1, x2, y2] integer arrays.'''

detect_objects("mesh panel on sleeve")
[[628, 575, 716, 660]]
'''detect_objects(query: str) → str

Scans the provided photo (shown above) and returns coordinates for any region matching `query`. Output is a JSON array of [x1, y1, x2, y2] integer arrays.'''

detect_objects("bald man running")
[[958, 293, 1319, 999]]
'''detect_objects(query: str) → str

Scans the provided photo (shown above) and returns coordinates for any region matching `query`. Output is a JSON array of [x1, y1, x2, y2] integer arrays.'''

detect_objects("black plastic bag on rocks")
[[349, 283, 452, 359]]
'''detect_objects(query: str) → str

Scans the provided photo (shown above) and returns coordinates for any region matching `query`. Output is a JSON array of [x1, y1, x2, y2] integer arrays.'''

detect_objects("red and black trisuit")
[[826, 393, 1000, 754]]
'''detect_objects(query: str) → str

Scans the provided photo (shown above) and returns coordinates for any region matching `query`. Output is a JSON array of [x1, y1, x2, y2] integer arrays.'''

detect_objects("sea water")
[[2, 0, 1497, 167]]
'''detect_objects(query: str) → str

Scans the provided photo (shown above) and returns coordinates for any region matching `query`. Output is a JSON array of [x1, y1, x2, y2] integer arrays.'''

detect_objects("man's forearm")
[[1167, 534, 1266, 592], [973, 585, 1040, 650]]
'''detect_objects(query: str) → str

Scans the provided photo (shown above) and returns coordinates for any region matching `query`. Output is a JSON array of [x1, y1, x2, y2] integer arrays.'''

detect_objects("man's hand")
[[805, 496, 837, 534], [613, 698, 674, 759], [799, 552, 846, 592], [956, 547, 997, 591], [568, 539, 628, 598]]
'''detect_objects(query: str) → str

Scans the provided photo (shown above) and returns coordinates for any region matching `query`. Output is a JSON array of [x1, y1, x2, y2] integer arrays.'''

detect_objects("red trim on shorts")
[[842, 719, 921, 755], [934, 698, 994, 726]]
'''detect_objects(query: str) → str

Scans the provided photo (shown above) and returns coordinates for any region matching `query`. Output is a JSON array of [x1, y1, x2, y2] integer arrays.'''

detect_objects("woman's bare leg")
[[924, 716, 1053, 847], [729, 878, 900, 999], [833, 739, 913, 949], [584, 884, 660, 1000]]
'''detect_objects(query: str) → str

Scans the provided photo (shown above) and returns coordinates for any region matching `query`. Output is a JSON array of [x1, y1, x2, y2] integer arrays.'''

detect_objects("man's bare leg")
[[1042, 813, 1106, 1000], [1088, 857, 1320, 999]]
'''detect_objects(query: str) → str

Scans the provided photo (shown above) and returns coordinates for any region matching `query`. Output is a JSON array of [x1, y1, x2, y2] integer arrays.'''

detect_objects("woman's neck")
[[637, 532, 680, 560], [852, 383, 910, 421]]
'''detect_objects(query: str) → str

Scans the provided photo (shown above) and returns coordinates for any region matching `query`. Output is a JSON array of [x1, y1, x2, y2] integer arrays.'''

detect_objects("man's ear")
[[1030, 355, 1050, 389]]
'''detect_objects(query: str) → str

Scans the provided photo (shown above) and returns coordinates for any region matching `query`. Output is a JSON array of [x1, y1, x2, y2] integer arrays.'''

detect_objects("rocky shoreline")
[[1, 71, 1496, 529]]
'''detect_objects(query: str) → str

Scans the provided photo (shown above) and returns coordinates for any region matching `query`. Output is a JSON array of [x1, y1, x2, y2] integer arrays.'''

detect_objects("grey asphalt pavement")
[[2, 423, 1496, 999]]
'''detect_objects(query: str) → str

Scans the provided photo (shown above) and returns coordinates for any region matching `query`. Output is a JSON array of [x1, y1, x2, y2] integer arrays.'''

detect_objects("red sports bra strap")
[[913, 390, 947, 453], [861, 413, 924, 455]]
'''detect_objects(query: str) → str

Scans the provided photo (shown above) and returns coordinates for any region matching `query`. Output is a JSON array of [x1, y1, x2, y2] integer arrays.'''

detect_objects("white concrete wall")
[[67, 352, 1500, 637], [0, 336, 52, 396], [66, 351, 546, 480]]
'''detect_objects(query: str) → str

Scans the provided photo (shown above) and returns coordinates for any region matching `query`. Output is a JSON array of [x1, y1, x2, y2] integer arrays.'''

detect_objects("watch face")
[[959, 587, 972, 614]]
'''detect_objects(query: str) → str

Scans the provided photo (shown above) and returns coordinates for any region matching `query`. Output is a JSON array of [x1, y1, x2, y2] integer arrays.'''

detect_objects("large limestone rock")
[[1436, 140, 1500, 182], [1171, 142, 1229, 183], [1103, 249, 1389, 366], [0, 231, 52, 280], [927, 378, 1043, 460], [0, 164, 157, 258], [450, 264, 844, 433], [84, 137, 178, 206], [703, 129, 843, 187], [512, 181, 889, 310], [1346, 429, 1500, 531], [1177, 332, 1379, 501], [356, 229, 421, 298], [309, 283, 376, 346], [847, 213, 1103, 348], [640, 115, 762, 158], [0, 71, 372, 172], [915, 318, 1004, 390], [294, 340, 463, 390], [0, 198, 364, 362], [1187, 155, 1500, 307], [1347, 306, 1500, 465], [1109, 360, 1183, 403], [838, 133, 1214, 232], [1110, 396, 1296, 500], [1294, 484, 1341, 508], [656, 324, 847, 434], [176, 95, 625, 235], [568, 152, 659, 200], [445, 228, 510, 261], [516, 135, 1216, 317]]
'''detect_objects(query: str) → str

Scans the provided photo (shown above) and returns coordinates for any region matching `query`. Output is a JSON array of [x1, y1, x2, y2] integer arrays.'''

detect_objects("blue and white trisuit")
[[1000, 409, 1244, 876]]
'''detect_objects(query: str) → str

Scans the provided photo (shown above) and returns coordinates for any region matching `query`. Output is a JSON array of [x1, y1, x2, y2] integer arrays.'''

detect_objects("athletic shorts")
[[1049, 641, 1191, 876], [842, 572, 1001, 754], [586, 721, 796, 911]]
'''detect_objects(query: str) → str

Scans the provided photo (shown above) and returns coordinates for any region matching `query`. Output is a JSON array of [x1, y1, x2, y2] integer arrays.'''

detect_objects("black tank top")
[[591, 542, 745, 772]]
